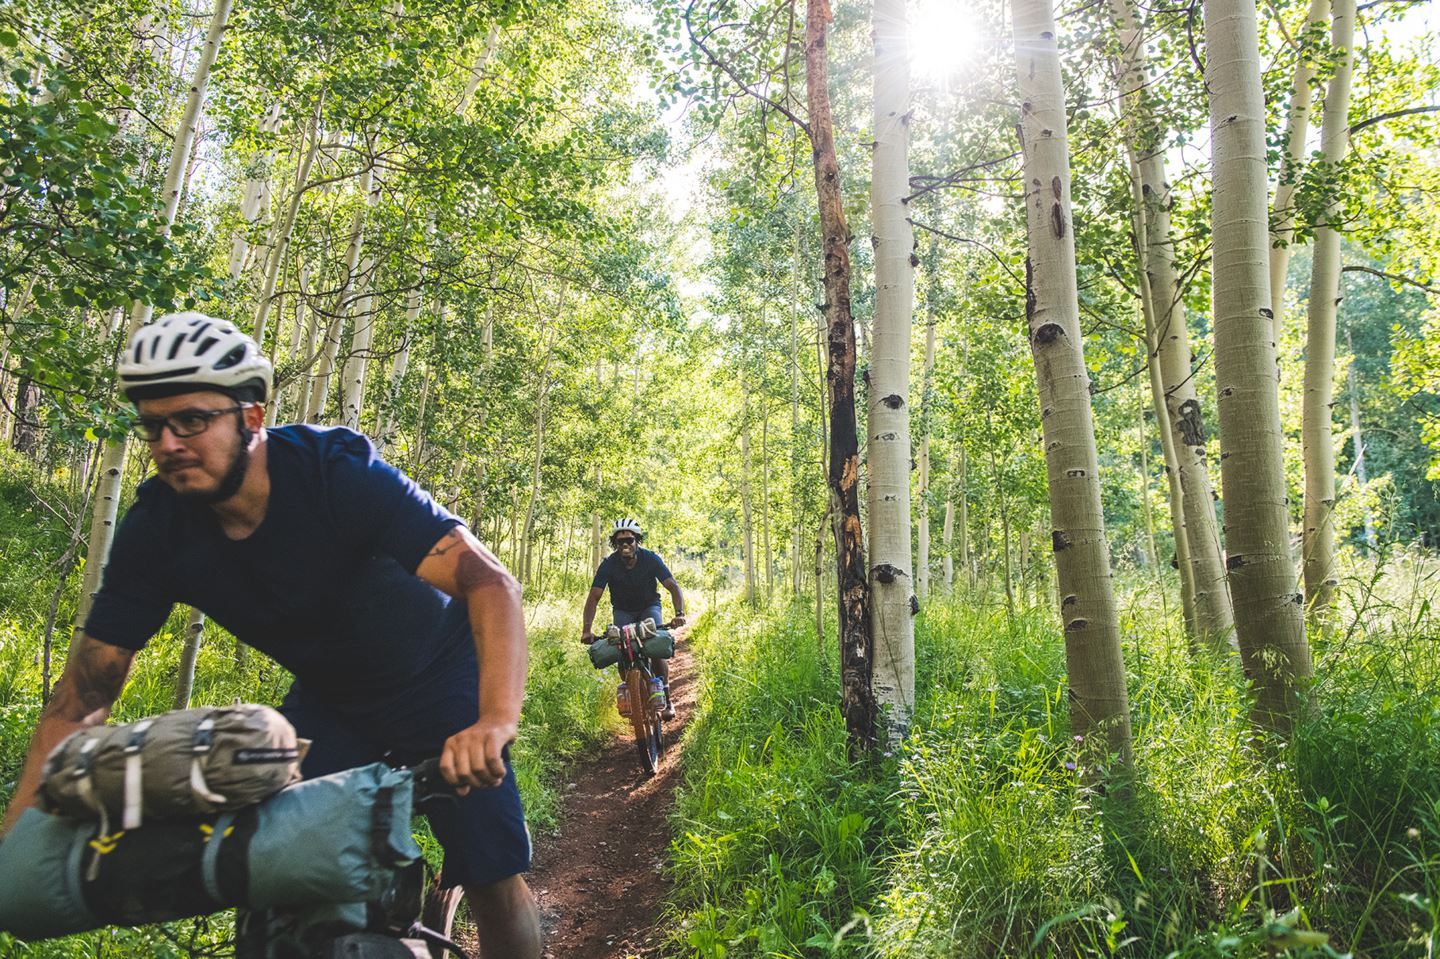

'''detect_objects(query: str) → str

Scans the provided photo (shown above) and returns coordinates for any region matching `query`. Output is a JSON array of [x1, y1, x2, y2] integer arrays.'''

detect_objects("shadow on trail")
[[529, 642, 695, 959]]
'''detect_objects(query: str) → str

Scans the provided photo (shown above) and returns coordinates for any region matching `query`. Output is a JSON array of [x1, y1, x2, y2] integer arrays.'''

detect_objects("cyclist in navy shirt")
[[1, 313, 541, 958], [581, 518, 686, 718]]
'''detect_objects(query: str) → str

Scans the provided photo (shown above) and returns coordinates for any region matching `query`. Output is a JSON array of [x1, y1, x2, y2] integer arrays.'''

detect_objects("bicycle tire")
[[420, 881, 467, 959]]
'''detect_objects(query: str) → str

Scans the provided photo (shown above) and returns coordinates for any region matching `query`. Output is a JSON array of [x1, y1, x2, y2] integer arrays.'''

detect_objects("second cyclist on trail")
[[582, 519, 686, 719]]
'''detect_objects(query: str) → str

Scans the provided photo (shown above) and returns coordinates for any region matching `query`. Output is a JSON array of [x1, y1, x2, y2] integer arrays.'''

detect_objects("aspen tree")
[[1346, 329, 1376, 547], [1013, 0, 1133, 766], [254, 99, 322, 355], [1270, 0, 1331, 341], [307, 159, 376, 422], [227, 103, 283, 281], [73, 0, 234, 636], [916, 299, 938, 600], [1204, 0, 1313, 729], [868, 0, 916, 737], [1109, 0, 1234, 646], [805, 0, 874, 751], [1302, 0, 1356, 615]]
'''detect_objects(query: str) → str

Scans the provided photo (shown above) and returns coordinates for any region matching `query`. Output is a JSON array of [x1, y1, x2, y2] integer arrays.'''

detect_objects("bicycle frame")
[[608, 622, 665, 776]]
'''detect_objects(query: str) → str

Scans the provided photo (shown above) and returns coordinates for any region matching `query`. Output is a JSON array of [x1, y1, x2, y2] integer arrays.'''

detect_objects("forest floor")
[[528, 642, 695, 959]]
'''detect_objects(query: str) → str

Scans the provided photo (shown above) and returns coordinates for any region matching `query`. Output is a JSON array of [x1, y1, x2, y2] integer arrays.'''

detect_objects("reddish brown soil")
[[528, 644, 695, 959]]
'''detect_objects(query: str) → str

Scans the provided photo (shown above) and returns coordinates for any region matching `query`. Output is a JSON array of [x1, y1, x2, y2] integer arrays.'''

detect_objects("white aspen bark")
[[74, 0, 233, 637], [1301, 0, 1355, 616], [957, 441, 970, 586], [254, 99, 322, 352], [1110, 0, 1234, 644], [1346, 329, 1376, 547], [519, 323, 555, 585], [172, 607, 205, 709], [227, 102, 283, 281], [1137, 383, 1158, 567], [1128, 158, 1199, 634], [290, 260, 318, 423], [1205, 0, 1312, 728], [1014, 0, 1133, 767], [792, 227, 804, 595], [941, 471, 955, 592], [377, 285, 416, 449], [307, 160, 375, 423], [916, 314, 937, 600], [340, 256, 378, 431], [867, 0, 916, 737], [740, 388, 757, 605], [1270, 0, 1331, 341]]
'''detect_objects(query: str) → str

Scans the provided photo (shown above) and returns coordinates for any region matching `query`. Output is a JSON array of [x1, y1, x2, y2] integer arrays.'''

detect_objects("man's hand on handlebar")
[[580, 630, 597, 645], [669, 615, 687, 629], [439, 719, 515, 793]]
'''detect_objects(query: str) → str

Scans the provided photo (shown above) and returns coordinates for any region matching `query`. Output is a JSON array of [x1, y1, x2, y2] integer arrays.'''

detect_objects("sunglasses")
[[132, 406, 246, 442], [614, 537, 637, 546]]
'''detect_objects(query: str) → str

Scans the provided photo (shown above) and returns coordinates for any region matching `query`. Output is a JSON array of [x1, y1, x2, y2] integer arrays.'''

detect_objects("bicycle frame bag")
[[39, 704, 307, 831], [0, 762, 421, 941], [588, 621, 675, 669]]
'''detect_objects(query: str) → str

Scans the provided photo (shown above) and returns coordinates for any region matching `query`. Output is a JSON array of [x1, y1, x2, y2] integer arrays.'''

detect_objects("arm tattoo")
[[426, 529, 465, 559], [52, 640, 130, 721]]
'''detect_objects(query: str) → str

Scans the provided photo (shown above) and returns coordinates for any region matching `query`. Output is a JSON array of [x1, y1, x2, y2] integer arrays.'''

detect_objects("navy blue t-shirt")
[[590, 548, 673, 612], [85, 426, 470, 707]]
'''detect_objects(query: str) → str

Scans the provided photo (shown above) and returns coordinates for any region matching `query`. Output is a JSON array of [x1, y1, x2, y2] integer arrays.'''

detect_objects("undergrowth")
[[668, 572, 1440, 958]]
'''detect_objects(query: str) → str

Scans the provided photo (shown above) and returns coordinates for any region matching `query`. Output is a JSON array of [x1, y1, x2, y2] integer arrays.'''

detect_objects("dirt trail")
[[529, 644, 696, 959]]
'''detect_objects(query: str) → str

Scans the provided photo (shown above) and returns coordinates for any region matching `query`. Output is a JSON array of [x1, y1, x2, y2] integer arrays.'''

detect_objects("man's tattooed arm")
[[2, 635, 134, 833]]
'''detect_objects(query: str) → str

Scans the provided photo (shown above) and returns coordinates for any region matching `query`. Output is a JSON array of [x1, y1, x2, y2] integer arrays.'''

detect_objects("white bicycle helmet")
[[119, 312, 273, 402], [611, 518, 644, 542]]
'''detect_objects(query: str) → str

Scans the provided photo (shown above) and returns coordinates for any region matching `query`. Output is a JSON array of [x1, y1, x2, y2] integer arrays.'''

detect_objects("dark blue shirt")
[[590, 548, 673, 613], [85, 425, 469, 707]]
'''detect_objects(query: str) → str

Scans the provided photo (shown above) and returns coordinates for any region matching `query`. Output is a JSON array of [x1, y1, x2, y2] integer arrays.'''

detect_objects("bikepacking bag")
[[39, 704, 308, 833], [0, 761, 422, 941], [587, 628, 676, 669]]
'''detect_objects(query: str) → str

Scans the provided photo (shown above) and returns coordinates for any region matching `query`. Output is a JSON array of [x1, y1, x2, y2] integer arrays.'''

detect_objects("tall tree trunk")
[[916, 297, 937, 601], [807, 0, 874, 753], [255, 98, 322, 356], [1301, 0, 1355, 617], [792, 225, 804, 596], [942, 461, 955, 592], [762, 394, 773, 599], [867, 0, 916, 737], [1137, 382, 1158, 568], [308, 159, 375, 423], [957, 440, 970, 586], [340, 257, 379, 430], [1270, 0, 1331, 341], [1346, 329, 1376, 547], [227, 103, 283, 281], [1205, 0, 1312, 729], [1014, 0, 1133, 768], [1110, 0, 1234, 645], [519, 321, 557, 586], [1129, 159, 1198, 634], [740, 386, 758, 605], [173, 608, 205, 709], [73, 0, 234, 639]]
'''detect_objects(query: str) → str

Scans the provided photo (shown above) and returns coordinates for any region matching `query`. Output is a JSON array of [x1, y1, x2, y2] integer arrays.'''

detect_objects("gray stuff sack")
[[40, 704, 307, 831], [0, 762, 420, 942]]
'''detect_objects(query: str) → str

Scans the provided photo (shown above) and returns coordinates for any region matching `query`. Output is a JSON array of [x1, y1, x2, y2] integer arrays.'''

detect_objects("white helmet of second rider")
[[611, 518, 644, 543], [118, 312, 273, 403]]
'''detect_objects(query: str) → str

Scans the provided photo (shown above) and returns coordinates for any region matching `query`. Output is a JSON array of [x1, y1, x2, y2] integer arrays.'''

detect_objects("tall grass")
[[668, 569, 1440, 958]]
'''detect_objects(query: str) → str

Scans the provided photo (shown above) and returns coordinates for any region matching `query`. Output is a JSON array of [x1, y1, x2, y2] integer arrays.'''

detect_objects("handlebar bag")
[[587, 626, 676, 668], [587, 638, 622, 669], [0, 762, 421, 941], [642, 629, 676, 660], [40, 704, 307, 831]]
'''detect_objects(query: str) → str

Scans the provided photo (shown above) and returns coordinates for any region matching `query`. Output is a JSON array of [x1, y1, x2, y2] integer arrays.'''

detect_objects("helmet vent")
[[166, 334, 187, 360], [214, 343, 247, 370], [194, 336, 219, 357], [187, 322, 212, 342]]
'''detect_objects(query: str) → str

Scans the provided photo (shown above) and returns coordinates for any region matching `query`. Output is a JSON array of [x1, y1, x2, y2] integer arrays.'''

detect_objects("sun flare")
[[909, 0, 980, 82]]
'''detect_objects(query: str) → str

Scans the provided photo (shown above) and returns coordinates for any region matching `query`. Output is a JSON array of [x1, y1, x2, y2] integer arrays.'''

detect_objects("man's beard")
[[174, 427, 251, 505]]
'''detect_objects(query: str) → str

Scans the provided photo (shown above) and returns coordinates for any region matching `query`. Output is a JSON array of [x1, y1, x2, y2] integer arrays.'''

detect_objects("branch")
[[906, 152, 1020, 203], [1342, 263, 1440, 294], [910, 220, 1025, 290], [1350, 104, 1440, 135], [1356, 0, 1427, 12], [683, 0, 810, 137]]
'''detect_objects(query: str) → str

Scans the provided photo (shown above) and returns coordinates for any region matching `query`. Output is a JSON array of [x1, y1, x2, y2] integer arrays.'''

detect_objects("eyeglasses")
[[614, 537, 637, 546], [131, 406, 246, 442]]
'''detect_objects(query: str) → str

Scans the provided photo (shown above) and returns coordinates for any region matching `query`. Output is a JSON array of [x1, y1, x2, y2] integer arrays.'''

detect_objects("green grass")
[[666, 572, 1440, 958]]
